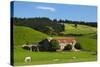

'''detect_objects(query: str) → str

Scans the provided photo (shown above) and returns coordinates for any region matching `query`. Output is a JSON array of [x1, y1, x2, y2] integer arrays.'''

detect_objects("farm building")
[[38, 38, 52, 51], [54, 38, 80, 51], [22, 37, 80, 52], [38, 37, 80, 51]]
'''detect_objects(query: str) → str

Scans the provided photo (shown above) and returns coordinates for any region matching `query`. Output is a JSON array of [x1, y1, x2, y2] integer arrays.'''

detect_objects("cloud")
[[36, 6, 56, 12]]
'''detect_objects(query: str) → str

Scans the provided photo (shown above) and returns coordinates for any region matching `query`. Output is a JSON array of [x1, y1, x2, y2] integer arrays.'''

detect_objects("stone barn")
[[55, 38, 80, 51], [38, 38, 52, 51], [38, 37, 80, 52], [22, 37, 80, 52]]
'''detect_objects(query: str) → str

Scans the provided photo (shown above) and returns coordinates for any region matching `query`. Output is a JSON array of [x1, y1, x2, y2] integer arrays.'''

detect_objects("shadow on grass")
[[58, 34, 84, 37]]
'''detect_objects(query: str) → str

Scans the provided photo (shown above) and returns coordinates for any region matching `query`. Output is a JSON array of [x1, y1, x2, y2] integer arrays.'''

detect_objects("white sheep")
[[72, 56, 76, 59], [24, 56, 32, 63]]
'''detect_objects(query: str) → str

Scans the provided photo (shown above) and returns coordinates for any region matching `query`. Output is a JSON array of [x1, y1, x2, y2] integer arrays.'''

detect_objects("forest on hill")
[[12, 17, 97, 35]]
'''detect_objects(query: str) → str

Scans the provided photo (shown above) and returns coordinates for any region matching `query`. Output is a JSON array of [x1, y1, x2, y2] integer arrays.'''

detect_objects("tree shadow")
[[85, 32, 97, 35], [58, 33, 84, 37], [84, 32, 97, 39]]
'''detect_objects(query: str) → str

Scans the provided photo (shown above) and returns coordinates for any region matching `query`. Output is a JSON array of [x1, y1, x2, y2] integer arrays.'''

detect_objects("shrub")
[[74, 42, 82, 49], [50, 39, 59, 51], [64, 44, 72, 50]]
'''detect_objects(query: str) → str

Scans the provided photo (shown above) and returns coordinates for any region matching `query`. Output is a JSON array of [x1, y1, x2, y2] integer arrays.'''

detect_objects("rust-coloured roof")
[[55, 38, 76, 43]]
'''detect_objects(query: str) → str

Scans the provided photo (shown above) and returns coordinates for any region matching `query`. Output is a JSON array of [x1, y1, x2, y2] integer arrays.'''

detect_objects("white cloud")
[[36, 6, 56, 12]]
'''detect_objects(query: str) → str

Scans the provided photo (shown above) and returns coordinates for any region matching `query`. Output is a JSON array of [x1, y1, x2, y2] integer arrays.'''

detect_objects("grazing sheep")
[[24, 56, 32, 63], [72, 56, 76, 59], [53, 59, 59, 61]]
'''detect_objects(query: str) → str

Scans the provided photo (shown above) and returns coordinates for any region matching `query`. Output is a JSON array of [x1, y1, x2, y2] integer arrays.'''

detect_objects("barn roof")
[[54, 37, 76, 43]]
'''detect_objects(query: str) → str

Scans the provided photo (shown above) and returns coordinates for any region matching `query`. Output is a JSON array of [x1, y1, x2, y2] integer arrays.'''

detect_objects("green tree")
[[50, 39, 59, 51]]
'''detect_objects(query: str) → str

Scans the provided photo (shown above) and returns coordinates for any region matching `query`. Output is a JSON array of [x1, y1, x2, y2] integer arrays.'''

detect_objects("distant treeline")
[[64, 20, 97, 27], [12, 17, 65, 35], [12, 17, 97, 35]]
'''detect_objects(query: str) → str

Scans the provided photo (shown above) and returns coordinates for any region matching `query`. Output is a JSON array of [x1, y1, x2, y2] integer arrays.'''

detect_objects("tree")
[[50, 39, 60, 51], [53, 19, 57, 22], [46, 26, 54, 36], [64, 44, 72, 50], [74, 42, 82, 49], [74, 23, 78, 28], [58, 19, 64, 23], [13, 17, 66, 35]]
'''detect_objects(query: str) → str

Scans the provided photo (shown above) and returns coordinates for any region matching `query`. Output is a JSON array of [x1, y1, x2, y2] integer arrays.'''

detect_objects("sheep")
[[72, 56, 76, 59], [24, 56, 32, 63], [53, 59, 59, 61]]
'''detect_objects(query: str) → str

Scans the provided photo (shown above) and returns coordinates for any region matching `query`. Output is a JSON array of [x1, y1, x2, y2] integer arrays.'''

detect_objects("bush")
[[50, 39, 59, 51], [64, 44, 72, 50], [74, 42, 82, 49]]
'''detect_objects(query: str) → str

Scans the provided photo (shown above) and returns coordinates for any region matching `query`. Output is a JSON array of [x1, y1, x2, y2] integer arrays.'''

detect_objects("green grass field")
[[64, 24, 96, 34], [14, 47, 96, 66], [13, 26, 48, 46], [13, 24, 97, 66], [64, 24, 97, 51]]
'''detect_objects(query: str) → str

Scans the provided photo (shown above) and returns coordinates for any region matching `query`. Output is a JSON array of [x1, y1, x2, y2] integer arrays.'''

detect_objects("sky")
[[12, 1, 97, 22]]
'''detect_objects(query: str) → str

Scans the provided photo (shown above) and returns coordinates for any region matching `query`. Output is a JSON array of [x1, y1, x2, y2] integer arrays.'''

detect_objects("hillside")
[[13, 24, 97, 66], [13, 17, 64, 35], [13, 24, 97, 51], [13, 26, 48, 46], [64, 24, 96, 34], [64, 24, 97, 51], [53, 24, 97, 51]]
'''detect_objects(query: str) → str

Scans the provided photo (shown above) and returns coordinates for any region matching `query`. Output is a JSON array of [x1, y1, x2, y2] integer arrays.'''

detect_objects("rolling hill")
[[13, 24, 97, 51], [13, 24, 97, 66], [13, 26, 48, 46], [64, 24, 97, 51], [53, 24, 97, 51]]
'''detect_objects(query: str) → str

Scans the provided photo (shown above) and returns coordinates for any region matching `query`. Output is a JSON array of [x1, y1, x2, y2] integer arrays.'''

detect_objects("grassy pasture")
[[13, 24, 97, 66], [64, 24, 96, 35], [13, 26, 48, 46], [53, 24, 97, 51], [14, 47, 96, 66]]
